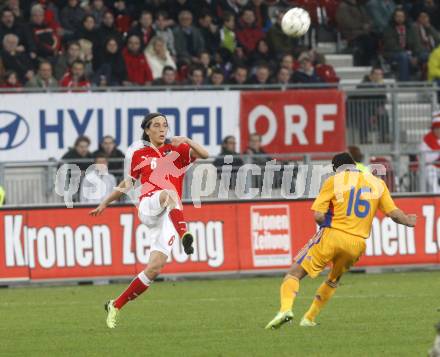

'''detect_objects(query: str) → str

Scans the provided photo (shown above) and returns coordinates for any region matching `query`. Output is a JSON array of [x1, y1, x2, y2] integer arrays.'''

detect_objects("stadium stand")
[[0, 0, 439, 87]]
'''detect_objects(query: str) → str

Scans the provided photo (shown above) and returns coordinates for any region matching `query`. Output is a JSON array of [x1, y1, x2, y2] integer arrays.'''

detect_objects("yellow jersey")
[[311, 171, 397, 238]]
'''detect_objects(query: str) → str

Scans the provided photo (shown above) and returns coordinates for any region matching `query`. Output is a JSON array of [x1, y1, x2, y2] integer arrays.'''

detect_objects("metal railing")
[[1, 150, 439, 206]]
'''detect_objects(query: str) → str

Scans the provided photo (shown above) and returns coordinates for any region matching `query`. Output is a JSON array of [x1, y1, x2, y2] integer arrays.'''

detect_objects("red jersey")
[[129, 143, 194, 200]]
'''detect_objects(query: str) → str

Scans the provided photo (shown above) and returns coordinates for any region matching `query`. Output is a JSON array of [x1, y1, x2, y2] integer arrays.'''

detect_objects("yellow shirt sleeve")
[[311, 176, 334, 213], [378, 180, 397, 214]]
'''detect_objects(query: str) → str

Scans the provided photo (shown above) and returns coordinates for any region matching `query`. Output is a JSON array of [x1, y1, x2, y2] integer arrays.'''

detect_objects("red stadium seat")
[[315, 63, 340, 83]]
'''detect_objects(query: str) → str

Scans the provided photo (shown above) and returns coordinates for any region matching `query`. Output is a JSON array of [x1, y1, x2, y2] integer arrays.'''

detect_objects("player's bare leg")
[[265, 263, 308, 330], [161, 190, 194, 255], [105, 251, 167, 329]]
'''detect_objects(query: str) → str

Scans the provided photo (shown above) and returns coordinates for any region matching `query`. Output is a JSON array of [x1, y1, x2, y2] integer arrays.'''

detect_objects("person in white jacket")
[[80, 153, 117, 203], [419, 111, 440, 192], [144, 36, 176, 79]]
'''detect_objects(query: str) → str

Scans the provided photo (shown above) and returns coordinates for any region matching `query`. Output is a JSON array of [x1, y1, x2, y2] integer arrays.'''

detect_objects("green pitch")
[[1, 271, 439, 357]]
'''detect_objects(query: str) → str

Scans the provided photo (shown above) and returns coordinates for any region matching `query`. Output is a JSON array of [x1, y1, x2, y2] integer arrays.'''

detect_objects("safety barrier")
[[1, 195, 439, 283]]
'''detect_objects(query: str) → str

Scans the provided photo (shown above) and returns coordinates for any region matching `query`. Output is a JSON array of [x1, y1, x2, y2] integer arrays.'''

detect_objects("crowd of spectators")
[[0, 0, 440, 89], [0, 0, 343, 90]]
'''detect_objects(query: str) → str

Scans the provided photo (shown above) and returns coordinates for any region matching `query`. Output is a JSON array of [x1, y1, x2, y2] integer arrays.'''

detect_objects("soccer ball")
[[281, 8, 311, 38]]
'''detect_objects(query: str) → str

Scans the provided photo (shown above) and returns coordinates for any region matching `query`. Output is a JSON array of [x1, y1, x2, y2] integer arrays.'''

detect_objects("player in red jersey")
[[90, 112, 209, 328]]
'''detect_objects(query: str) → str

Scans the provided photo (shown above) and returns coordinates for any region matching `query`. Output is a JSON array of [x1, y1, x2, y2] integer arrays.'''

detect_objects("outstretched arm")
[[89, 178, 133, 216], [187, 138, 209, 159], [171, 136, 209, 159], [387, 209, 417, 227]]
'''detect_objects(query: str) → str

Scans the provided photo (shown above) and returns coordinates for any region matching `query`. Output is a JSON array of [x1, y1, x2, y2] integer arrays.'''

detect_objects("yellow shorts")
[[294, 228, 366, 282]]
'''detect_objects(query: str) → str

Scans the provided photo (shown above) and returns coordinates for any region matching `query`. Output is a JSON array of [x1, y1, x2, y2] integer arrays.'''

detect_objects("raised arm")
[[187, 138, 209, 159], [89, 178, 133, 216], [171, 136, 209, 159]]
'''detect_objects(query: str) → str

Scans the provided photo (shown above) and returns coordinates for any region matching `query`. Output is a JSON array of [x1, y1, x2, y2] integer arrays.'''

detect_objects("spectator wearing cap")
[[1, 33, 33, 83], [152, 65, 178, 86], [154, 11, 176, 56], [144, 36, 177, 79], [266, 9, 297, 56], [30, 4, 60, 60], [60, 60, 91, 89], [173, 10, 205, 63], [60, 0, 86, 40], [336, 0, 376, 66], [248, 62, 271, 85], [219, 11, 236, 55], [236, 8, 264, 54], [291, 53, 323, 84], [123, 34, 153, 85], [26, 60, 58, 88], [0, 8, 36, 56], [228, 65, 247, 85], [127, 10, 155, 50], [419, 111, 440, 193], [383, 8, 423, 81]]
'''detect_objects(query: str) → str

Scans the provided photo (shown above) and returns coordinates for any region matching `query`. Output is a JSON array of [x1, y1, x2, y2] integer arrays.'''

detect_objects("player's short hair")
[[332, 152, 356, 172]]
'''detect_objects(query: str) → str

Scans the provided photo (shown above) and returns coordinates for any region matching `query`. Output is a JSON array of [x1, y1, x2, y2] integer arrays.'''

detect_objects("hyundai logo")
[[0, 111, 30, 150]]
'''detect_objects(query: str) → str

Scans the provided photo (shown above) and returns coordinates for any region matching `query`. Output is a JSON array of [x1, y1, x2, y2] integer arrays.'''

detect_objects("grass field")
[[1, 271, 439, 357]]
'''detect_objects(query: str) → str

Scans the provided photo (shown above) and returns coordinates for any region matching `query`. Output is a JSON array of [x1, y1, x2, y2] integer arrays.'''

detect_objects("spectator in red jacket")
[[30, 4, 60, 60], [123, 34, 153, 85], [236, 8, 264, 54], [60, 60, 91, 89]]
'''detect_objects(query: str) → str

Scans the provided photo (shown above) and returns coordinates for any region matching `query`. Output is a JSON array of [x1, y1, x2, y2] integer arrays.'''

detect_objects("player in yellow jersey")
[[265, 152, 417, 329]]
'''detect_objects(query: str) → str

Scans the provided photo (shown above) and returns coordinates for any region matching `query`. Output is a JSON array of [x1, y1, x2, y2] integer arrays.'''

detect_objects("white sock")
[[137, 271, 152, 286]]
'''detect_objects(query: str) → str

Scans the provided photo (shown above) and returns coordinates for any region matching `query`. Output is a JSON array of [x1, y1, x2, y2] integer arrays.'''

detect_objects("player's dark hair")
[[141, 112, 167, 142], [332, 152, 356, 172]]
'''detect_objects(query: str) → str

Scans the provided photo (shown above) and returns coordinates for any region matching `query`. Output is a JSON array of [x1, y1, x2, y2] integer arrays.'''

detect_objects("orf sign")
[[240, 90, 345, 153]]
